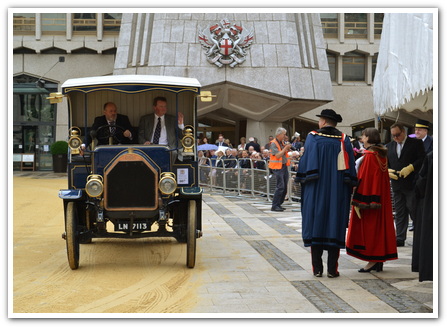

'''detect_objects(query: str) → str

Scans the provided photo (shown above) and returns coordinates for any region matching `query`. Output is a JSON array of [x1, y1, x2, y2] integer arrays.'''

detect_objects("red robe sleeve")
[[351, 150, 390, 210]]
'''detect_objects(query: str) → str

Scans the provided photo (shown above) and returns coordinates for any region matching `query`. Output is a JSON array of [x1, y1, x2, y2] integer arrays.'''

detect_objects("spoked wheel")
[[65, 201, 80, 270], [186, 200, 197, 268]]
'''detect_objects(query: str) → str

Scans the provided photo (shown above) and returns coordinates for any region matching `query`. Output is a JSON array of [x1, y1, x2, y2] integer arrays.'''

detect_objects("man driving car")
[[81, 102, 134, 153]]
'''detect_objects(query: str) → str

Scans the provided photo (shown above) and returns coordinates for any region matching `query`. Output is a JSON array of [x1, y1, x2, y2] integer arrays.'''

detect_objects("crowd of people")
[[84, 101, 433, 282], [197, 133, 304, 167], [197, 132, 304, 189], [198, 111, 433, 282]]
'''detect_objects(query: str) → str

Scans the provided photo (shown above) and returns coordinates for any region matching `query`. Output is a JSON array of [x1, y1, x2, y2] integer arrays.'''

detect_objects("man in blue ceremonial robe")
[[296, 109, 357, 278]]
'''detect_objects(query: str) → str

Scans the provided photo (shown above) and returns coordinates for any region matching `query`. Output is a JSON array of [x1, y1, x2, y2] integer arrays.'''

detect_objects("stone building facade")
[[12, 11, 432, 170], [113, 13, 333, 144]]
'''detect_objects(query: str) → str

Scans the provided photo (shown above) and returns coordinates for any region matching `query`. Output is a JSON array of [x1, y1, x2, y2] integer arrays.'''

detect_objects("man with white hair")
[[414, 119, 433, 154], [268, 127, 292, 212], [262, 149, 270, 160], [245, 136, 261, 153]]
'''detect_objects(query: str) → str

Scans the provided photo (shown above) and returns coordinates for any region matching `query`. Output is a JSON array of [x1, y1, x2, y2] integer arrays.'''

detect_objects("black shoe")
[[327, 272, 340, 278], [396, 240, 405, 247], [358, 262, 383, 273], [271, 206, 285, 212], [314, 272, 322, 277], [279, 206, 286, 210]]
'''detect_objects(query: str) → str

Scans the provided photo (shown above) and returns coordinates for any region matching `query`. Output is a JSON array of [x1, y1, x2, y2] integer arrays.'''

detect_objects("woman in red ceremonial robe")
[[346, 128, 398, 272]]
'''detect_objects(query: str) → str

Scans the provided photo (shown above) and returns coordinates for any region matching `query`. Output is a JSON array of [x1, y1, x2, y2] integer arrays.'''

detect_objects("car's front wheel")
[[65, 201, 80, 270], [186, 200, 197, 268]]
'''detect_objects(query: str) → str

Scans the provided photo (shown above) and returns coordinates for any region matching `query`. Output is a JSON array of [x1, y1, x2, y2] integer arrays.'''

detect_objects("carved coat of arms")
[[198, 18, 254, 68]]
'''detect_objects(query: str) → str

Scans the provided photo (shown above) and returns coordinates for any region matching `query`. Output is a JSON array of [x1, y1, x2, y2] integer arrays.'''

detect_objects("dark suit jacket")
[[386, 137, 426, 191], [224, 156, 237, 168], [245, 141, 261, 153], [423, 135, 433, 153], [254, 159, 266, 170], [215, 141, 229, 147], [84, 114, 134, 147], [138, 114, 180, 148]]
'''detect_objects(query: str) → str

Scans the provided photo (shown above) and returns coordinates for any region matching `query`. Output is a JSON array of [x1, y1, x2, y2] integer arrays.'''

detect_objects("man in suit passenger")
[[414, 119, 433, 153], [138, 96, 184, 148], [387, 122, 426, 247], [83, 102, 134, 150], [215, 134, 229, 147]]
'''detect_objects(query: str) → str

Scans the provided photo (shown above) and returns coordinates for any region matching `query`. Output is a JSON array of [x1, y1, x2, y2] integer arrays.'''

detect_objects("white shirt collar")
[[154, 114, 165, 120]]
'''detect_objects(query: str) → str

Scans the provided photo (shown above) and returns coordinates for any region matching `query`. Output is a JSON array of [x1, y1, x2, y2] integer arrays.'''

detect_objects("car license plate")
[[115, 221, 151, 231]]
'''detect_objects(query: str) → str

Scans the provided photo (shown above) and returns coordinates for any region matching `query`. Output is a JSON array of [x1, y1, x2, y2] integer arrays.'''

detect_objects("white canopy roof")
[[373, 13, 434, 116], [61, 74, 201, 89]]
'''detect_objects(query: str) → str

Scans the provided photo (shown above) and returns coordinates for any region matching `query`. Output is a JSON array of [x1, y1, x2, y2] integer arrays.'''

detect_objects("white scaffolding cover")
[[373, 13, 433, 116]]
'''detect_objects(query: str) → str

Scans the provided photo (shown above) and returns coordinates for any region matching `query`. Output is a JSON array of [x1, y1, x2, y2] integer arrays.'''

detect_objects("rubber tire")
[[66, 202, 80, 270], [186, 200, 197, 268]]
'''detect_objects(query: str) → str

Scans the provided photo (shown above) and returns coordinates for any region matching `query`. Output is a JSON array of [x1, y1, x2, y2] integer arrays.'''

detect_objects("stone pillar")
[[97, 13, 103, 41], [66, 13, 72, 41], [35, 13, 41, 41]]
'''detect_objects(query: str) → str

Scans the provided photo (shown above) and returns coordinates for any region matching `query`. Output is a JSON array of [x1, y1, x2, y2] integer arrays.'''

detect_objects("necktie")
[[109, 121, 116, 135], [397, 142, 402, 158], [153, 117, 161, 144]]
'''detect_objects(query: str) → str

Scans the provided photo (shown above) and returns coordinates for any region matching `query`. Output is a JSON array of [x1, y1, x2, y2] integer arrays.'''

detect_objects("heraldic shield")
[[198, 18, 254, 68], [219, 37, 234, 56]]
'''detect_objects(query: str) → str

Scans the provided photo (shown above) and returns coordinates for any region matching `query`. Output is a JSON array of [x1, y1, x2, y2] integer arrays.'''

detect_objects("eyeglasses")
[[391, 132, 402, 138]]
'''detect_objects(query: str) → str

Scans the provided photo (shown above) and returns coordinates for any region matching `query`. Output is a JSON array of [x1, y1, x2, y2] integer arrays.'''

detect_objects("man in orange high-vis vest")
[[269, 127, 292, 211]]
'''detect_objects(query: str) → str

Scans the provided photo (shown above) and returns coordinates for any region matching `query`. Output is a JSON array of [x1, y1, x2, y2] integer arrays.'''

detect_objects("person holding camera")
[[269, 127, 292, 212]]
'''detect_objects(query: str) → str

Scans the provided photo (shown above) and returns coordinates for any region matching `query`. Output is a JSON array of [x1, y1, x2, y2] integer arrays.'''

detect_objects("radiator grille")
[[104, 156, 158, 211]]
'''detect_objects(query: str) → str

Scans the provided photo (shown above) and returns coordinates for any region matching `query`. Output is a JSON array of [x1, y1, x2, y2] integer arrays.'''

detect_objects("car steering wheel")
[[95, 124, 127, 145]]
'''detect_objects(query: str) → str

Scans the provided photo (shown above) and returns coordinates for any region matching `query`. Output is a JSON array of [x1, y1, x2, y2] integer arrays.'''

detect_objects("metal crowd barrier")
[[199, 156, 396, 222], [198, 157, 301, 204]]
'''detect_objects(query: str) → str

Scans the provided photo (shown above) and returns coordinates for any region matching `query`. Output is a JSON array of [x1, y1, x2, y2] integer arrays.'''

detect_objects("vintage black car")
[[57, 75, 210, 269]]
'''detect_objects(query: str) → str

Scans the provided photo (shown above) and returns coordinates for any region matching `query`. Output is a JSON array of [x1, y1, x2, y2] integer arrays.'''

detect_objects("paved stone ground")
[[192, 189, 435, 316], [13, 171, 436, 316]]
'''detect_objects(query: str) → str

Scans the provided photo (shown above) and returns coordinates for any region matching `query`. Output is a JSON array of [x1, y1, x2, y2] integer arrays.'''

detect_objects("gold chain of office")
[[309, 131, 343, 138]]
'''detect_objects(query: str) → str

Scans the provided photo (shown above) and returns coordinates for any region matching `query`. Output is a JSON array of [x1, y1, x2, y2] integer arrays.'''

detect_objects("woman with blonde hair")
[[225, 138, 233, 148], [237, 137, 247, 151]]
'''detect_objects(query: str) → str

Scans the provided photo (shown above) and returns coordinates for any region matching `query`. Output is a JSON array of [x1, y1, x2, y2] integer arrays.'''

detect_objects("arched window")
[[342, 51, 366, 81]]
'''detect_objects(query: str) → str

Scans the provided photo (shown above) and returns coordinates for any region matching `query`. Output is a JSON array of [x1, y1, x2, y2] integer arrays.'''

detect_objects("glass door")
[[13, 125, 55, 170], [13, 125, 23, 170], [23, 126, 36, 153], [20, 126, 37, 170], [36, 125, 54, 170]]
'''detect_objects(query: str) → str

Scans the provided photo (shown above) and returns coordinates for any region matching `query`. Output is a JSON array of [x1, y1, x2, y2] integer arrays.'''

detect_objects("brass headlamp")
[[68, 127, 82, 155], [85, 174, 104, 198], [181, 125, 195, 155], [159, 172, 177, 195]]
